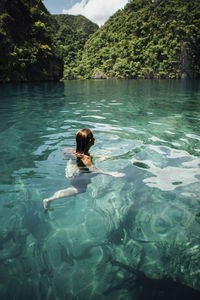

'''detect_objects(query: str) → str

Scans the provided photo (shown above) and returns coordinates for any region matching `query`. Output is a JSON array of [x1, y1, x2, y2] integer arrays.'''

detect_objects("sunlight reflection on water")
[[0, 80, 200, 299]]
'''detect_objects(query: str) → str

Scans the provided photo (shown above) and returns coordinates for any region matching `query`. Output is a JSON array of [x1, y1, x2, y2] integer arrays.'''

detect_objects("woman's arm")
[[83, 156, 124, 178], [90, 154, 110, 161], [89, 166, 125, 177]]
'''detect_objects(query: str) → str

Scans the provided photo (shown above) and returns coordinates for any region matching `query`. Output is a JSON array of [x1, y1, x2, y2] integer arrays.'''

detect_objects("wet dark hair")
[[76, 128, 94, 155]]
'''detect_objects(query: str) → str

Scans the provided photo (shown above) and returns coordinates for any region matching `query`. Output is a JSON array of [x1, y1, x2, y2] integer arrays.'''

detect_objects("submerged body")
[[64, 148, 97, 193], [43, 129, 124, 210]]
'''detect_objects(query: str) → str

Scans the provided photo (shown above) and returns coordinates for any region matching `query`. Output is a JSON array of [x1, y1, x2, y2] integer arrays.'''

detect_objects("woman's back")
[[64, 148, 94, 178]]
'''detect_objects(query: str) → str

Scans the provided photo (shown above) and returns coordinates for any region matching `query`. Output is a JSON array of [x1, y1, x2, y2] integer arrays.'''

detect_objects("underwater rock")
[[104, 259, 200, 299], [22, 211, 50, 240], [133, 161, 150, 169], [58, 242, 74, 266], [72, 241, 108, 260], [195, 212, 200, 225], [0, 233, 22, 262]]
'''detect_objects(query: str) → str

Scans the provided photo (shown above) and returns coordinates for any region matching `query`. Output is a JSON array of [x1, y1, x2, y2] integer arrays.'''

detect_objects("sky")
[[43, 0, 129, 26]]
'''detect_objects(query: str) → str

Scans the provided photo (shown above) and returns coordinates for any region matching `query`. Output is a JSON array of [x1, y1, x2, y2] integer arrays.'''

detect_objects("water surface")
[[0, 80, 200, 299]]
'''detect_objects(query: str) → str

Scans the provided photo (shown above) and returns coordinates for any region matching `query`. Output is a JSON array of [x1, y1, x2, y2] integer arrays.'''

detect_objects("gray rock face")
[[92, 71, 107, 79]]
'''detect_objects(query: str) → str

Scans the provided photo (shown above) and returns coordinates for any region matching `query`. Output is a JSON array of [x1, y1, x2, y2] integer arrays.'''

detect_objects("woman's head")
[[76, 128, 95, 154]]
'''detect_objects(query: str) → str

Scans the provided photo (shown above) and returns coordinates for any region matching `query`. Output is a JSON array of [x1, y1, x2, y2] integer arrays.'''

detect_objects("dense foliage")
[[49, 14, 98, 79], [0, 0, 63, 82], [76, 0, 200, 79], [1, 0, 200, 82]]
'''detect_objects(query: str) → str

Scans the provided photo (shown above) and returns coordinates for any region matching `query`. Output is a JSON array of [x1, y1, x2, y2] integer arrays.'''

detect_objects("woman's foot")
[[43, 199, 50, 210]]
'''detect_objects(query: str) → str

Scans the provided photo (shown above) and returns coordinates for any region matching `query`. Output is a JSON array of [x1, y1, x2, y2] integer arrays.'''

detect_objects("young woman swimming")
[[43, 128, 124, 210]]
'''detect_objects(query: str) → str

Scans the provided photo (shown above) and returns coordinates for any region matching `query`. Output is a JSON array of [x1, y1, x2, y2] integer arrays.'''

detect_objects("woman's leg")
[[43, 187, 79, 210]]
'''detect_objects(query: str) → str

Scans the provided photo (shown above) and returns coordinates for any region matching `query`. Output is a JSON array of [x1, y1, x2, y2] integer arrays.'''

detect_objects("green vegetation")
[[49, 14, 98, 79], [77, 0, 200, 79], [1, 0, 200, 82], [0, 0, 63, 82]]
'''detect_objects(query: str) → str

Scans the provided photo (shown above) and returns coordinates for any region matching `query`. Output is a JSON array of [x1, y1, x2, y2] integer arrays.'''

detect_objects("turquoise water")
[[0, 80, 200, 299]]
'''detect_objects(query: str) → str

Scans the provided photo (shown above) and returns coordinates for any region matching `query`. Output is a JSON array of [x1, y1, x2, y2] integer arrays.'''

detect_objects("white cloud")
[[62, 0, 129, 26]]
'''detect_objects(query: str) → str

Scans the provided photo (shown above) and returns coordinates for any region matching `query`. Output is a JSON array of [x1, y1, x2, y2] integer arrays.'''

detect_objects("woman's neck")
[[76, 150, 90, 157]]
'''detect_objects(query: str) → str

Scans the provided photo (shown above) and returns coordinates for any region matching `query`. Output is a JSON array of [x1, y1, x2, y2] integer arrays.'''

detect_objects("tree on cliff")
[[0, 0, 63, 82], [76, 0, 200, 79]]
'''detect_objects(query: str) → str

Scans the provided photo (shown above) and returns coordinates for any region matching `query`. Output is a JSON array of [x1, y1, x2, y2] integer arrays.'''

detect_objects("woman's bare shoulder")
[[63, 148, 76, 159], [81, 155, 93, 166]]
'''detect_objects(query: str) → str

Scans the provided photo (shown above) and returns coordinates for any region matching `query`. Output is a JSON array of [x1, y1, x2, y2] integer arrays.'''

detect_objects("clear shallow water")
[[0, 80, 200, 299]]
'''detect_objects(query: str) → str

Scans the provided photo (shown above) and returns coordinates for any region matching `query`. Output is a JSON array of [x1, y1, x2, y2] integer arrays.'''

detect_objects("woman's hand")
[[108, 171, 125, 178], [98, 155, 110, 161]]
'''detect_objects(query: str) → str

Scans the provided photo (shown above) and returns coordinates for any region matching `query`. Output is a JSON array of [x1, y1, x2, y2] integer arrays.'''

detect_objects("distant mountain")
[[76, 0, 200, 79], [0, 0, 98, 82], [0, 0, 63, 83], [51, 14, 98, 37], [1, 0, 199, 82], [50, 14, 98, 79]]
